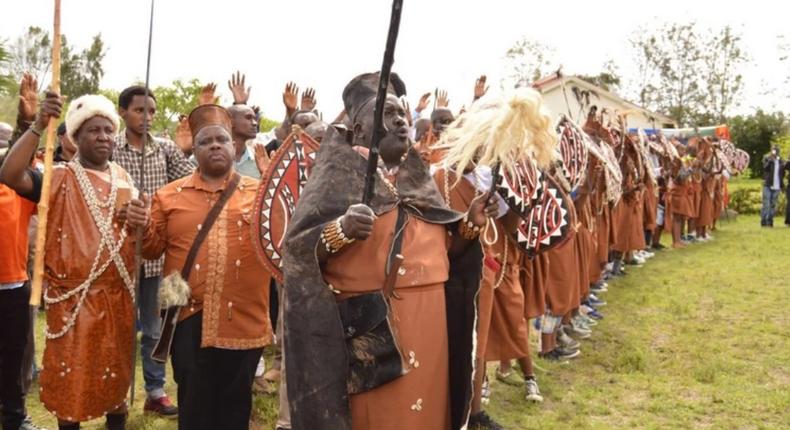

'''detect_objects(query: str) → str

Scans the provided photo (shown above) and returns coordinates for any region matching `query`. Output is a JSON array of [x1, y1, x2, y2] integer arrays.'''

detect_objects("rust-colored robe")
[[521, 252, 548, 320], [697, 175, 716, 228], [40, 164, 136, 422], [323, 209, 452, 430], [544, 197, 579, 317]]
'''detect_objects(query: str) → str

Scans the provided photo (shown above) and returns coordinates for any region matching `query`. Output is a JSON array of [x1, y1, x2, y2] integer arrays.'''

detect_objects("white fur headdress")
[[65, 94, 120, 142]]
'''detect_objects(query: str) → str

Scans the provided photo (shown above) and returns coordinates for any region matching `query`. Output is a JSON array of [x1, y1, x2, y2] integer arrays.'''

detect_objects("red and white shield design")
[[496, 158, 544, 217], [557, 119, 589, 192], [516, 175, 574, 257], [732, 149, 750, 174], [253, 131, 321, 282]]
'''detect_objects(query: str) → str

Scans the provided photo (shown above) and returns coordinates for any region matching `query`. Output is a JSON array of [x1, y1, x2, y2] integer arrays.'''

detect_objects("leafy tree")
[[728, 110, 788, 175], [700, 26, 748, 124], [5, 27, 51, 90], [0, 42, 15, 95], [151, 79, 205, 133], [577, 59, 621, 92], [61, 34, 107, 100], [503, 38, 556, 88]]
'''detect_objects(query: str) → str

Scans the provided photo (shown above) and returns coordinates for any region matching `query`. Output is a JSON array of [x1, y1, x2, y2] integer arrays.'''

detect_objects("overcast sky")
[[3, 0, 788, 120]]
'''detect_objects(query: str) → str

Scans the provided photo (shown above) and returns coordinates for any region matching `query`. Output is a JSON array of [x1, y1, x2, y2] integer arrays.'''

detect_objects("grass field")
[[24, 214, 790, 429]]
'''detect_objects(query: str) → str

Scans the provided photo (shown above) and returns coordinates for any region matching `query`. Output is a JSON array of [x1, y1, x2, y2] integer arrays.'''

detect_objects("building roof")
[[532, 71, 678, 127]]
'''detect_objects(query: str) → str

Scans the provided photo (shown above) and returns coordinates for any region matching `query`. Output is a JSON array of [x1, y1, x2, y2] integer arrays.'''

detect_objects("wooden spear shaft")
[[30, 0, 61, 306]]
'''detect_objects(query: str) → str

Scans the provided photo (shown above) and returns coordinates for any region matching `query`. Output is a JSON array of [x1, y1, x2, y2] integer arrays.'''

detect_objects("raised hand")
[[401, 98, 413, 127], [282, 82, 299, 117], [436, 89, 450, 108], [300, 87, 317, 112], [415, 92, 431, 114], [18, 73, 39, 122], [473, 75, 489, 101], [199, 83, 218, 105], [340, 204, 377, 241], [174, 115, 193, 155], [254, 143, 271, 175], [228, 71, 251, 105]]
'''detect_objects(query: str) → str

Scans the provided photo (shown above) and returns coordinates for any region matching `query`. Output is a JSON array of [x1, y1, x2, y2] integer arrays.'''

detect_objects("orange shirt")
[[143, 171, 273, 350], [0, 183, 36, 284]]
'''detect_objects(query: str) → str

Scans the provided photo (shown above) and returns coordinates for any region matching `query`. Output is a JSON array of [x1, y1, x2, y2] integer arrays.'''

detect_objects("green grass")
[[24, 215, 790, 429]]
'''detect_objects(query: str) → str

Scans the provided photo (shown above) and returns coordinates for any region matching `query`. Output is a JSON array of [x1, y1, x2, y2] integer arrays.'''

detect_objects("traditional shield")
[[517, 174, 575, 258], [253, 129, 321, 282], [496, 157, 544, 217], [732, 149, 750, 174], [556, 117, 589, 192]]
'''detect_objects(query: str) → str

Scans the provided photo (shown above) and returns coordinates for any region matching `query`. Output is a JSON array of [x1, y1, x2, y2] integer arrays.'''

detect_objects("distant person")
[[761, 145, 783, 227]]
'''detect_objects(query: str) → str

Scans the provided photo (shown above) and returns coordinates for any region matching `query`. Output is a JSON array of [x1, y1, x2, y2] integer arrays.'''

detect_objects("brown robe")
[[323, 209, 452, 430], [696, 175, 716, 228], [39, 164, 136, 422], [544, 197, 579, 316], [669, 180, 693, 218], [643, 179, 658, 231], [521, 252, 548, 320]]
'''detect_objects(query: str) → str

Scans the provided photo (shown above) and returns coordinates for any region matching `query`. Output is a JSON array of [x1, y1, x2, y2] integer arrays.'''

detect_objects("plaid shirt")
[[113, 130, 196, 277]]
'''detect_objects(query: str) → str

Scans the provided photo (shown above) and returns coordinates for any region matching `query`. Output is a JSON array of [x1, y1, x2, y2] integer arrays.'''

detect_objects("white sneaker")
[[525, 378, 544, 402], [633, 255, 646, 265]]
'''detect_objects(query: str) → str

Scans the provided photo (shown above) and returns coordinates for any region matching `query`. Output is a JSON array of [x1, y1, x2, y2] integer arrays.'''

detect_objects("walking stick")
[[130, 0, 156, 407], [29, 0, 62, 307], [362, 0, 404, 204]]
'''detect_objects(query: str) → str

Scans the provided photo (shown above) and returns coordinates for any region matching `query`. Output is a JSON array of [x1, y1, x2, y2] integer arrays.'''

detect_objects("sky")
[[3, 0, 789, 121]]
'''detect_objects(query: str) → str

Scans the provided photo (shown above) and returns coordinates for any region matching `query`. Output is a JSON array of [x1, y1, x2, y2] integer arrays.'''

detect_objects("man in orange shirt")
[[0, 146, 39, 430], [127, 104, 273, 430]]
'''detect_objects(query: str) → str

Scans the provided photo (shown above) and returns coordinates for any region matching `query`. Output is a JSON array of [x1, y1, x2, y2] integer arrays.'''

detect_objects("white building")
[[532, 72, 678, 130]]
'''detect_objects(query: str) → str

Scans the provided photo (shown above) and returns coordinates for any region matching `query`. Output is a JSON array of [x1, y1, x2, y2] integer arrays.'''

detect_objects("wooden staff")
[[30, 0, 61, 306]]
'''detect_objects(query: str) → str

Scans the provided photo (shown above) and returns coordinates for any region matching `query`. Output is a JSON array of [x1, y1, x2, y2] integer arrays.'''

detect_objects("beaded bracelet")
[[320, 216, 355, 253], [459, 214, 482, 240]]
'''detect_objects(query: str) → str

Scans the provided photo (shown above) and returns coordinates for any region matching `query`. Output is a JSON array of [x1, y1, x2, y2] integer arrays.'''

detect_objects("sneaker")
[[496, 367, 524, 386], [144, 395, 178, 418], [640, 250, 655, 259], [590, 282, 608, 293], [481, 375, 491, 405], [578, 312, 598, 326], [554, 346, 581, 359], [627, 256, 645, 265], [588, 294, 607, 307], [525, 378, 544, 403], [564, 323, 591, 339], [586, 308, 604, 320], [557, 327, 580, 350], [538, 348, 569, 362], [20, 417, 43, 430], [652, 243, 667, 250], [468, 411, 503, 430]]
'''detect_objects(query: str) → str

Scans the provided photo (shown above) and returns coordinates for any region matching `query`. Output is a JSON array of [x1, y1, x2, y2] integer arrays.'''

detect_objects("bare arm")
[[0, 91, 62, 195]]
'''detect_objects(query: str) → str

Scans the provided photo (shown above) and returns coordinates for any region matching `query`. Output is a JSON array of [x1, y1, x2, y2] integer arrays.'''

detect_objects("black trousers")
[[0, 284, 31, 430], [171, 312, 262, 430]]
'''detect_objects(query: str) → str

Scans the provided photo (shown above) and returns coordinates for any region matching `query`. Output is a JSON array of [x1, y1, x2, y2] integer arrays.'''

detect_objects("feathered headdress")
[[435, 88, 558, 183]]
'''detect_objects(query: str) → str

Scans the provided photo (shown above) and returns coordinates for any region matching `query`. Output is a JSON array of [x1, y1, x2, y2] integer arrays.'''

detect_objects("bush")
[[728, 185, 788, 215]]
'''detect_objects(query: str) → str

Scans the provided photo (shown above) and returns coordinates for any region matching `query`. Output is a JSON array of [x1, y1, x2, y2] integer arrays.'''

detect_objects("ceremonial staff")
[[129, 0, 156, 407], [362, 0, 404, 204], [30, 0, 62, 307]]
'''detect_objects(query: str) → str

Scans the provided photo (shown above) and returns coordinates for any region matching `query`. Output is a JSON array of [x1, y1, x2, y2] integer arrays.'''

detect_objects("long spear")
[[29, 0, 62, 307], [362, 0, 404, 204], [130, 0, 156, 407]]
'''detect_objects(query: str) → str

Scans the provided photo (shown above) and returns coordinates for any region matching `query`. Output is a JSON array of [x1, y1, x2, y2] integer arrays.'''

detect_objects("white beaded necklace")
[[44, 160, 136, 339]]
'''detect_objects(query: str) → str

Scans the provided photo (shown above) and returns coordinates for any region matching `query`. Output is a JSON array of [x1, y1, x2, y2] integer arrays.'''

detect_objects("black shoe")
[[538, 349, 569, 362], [651, 243, 666, 250], [468, 411, 504, 430]]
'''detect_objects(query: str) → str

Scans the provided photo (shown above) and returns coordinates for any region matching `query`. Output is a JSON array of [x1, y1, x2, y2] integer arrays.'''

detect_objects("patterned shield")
[[556, 118, 589, 192], [496, 157, 544, 217], [732, 149, 750, 174], [253, 130, 321, 282], [517, 174, 575, 258]]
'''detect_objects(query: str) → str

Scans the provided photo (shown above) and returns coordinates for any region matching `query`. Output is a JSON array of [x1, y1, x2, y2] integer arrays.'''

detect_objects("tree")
[[5, 27, 51, 91], [61, 34, 107, 100], [699, 26, 748, 124], [150, 79, 206, 133], [0, 41, 15, 95], [779, 35, 790, 99], [728, 110, 788, 176], [577, 59, 622, 92], [503, 38, 556, 88]]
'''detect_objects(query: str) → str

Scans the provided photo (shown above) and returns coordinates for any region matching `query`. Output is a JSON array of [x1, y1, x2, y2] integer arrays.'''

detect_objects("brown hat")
[[188, 104, 232, 139], [342, 72, 406, 125]]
